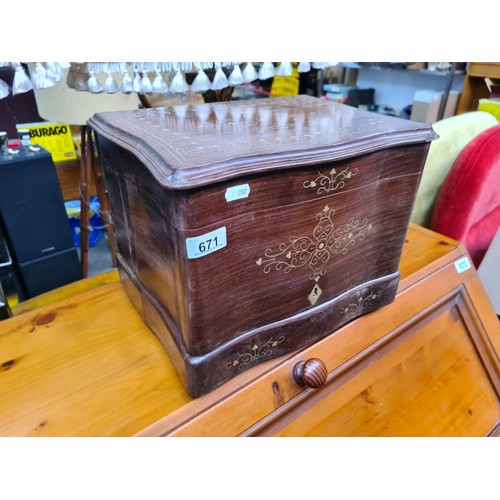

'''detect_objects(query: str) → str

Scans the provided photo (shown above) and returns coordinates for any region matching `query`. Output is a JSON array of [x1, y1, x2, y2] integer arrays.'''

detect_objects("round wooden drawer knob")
[[293, 358, 328, 389]]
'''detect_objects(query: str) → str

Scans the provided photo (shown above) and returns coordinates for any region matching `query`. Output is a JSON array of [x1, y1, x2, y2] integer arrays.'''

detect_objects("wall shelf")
[[323, 62, 466, 121], [336, 62, 465, 78]]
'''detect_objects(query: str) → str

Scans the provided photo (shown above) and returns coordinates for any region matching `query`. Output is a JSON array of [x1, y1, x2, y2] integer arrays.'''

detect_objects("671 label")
[[185, 227, 227, 259]]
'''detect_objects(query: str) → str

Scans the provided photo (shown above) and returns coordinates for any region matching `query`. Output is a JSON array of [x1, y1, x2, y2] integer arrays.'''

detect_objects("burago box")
[[15, 122, 77, 163]]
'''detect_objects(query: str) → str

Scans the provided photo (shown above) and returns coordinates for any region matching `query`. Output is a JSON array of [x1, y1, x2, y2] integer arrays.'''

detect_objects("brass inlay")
[[303, 166, 359, 194], [257, 205, 373, 282], [308, 284, 322, 305], [226, 336, 286, 371], [340, 291, 381, 314]]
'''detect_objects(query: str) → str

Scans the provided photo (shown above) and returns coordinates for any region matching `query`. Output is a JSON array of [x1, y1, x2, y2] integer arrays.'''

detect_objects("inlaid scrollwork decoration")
[[256, 205, 372, 281], [303, 166, 359, 194], [340, 291, 381, 314], [226, 336, 286, 371], [256, 205, 373, 306]]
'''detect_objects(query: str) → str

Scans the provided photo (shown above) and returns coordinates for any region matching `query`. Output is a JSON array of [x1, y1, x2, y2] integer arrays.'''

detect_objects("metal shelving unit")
[[323, 62, 465, 121]]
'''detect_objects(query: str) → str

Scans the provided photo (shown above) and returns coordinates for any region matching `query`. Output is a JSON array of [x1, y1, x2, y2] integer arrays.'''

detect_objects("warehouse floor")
[[81, 232, 115, 277]]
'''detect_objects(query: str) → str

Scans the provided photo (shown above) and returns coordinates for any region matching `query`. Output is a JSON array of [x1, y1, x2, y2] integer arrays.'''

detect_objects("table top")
[[0, 224, 464, 436]]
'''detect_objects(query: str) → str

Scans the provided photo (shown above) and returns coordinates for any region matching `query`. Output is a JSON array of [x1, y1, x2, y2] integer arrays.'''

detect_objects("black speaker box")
[[0, 146, 82, 298], [18, 248, 82, 298]]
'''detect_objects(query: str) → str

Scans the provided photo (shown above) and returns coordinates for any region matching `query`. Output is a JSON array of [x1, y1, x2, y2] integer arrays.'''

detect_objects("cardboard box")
[[410, 91, 441, 123], [410, 90, 461, 123], [406, 62, 427, 70]]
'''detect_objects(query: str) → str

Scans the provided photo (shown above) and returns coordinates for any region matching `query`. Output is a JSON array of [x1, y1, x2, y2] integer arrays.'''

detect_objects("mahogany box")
[[88, 95, 437, 396]]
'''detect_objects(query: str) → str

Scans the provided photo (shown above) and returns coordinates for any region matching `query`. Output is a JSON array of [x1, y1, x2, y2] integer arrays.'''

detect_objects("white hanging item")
[[44, 62, 64, 82], [87, 69, 103, 93], [0, 78, 10, 99], [12, 63, 33, 95], [120, 68, 133, 94], [133, 72, 142, 93], [0, 60, 328, 98], [211, 64, 229, 90], [170, 65, 188, 93], [242, 62, 258, 83], [191, 64, 211, 93], [30, 62, 51, 89], [151, 71, 169, 94], [297, 62, 311, 72], [276, 62, 293, 77], [141, 73, 153, 93], [160, 62, 173, 72], [228, 64, 243, 86], [104, 72, 118, 93], [258, 62, 275, 80]]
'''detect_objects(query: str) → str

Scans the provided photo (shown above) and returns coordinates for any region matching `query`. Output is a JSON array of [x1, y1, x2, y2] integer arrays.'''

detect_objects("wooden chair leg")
[[79, 125, 91, 278], [87, 128, 118, 267]]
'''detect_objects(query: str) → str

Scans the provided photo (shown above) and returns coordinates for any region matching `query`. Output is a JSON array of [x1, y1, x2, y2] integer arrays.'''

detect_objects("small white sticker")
[[186, 227, 227, 259], [225, 184, 250, 202], [455, 257, 471, 274]]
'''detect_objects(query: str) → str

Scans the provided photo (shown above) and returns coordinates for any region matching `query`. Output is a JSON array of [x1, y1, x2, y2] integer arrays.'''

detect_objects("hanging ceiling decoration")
[[0, 62, 338, 99]]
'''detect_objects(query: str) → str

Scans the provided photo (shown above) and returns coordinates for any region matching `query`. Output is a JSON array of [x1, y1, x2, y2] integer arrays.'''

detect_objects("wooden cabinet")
[[244, 282, 500, 436], [457, 62, 500, 114], [1, 225, 499, 436]]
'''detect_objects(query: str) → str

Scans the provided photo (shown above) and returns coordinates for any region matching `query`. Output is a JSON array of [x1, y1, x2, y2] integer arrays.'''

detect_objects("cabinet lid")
[[88, 95, 437, 189]]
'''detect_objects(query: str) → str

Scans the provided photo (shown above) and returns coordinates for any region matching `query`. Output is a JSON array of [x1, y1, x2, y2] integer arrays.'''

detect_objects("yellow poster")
[[16, 122, 77, 163], [270, 63, 300, 97]]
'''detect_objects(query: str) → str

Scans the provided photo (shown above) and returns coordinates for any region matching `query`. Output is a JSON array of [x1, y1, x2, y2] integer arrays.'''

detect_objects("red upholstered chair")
[[430, 124, 500, 268]]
